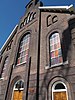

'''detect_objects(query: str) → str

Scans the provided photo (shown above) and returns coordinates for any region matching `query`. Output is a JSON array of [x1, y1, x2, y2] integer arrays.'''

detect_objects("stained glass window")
[[16, 34, 30, 65], [1, 57, 8, 78], [50, 33, 63, 66]]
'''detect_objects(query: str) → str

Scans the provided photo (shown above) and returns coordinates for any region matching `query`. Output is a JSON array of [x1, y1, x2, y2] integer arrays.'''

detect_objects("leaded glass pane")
[[17, 34, 30, 65], [50, 33, 63, 66]]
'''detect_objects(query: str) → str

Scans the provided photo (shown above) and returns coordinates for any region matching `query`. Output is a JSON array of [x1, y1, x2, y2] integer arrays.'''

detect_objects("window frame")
[[45, 30, 69, 70], [49, 32, 63, 67], [11, 79, 24, 100], [13, 80, 24, 91], [16, 33, 30, 66], [52, 81, 68, 100]]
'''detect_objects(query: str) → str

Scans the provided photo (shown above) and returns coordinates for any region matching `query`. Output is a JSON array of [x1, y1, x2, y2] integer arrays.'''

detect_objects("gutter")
[[39, 4, 75, 13]]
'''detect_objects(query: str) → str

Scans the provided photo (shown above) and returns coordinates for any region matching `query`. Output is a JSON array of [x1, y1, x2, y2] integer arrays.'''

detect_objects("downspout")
[[36, 8, 41, 100], [26, 57, 31, 100]]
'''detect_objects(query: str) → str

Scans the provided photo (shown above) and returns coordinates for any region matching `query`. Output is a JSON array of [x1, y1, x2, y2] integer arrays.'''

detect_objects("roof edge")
[[39, 4, 75, 13], [0, 25, 18, 53]]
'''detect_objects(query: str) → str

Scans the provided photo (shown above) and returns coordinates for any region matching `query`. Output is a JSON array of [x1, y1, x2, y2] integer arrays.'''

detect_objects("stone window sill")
[[45, 61, 68, 70]]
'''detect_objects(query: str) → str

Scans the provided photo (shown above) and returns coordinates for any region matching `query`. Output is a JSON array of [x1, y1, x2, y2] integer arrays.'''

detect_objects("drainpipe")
[[36, 8, 41, 100]]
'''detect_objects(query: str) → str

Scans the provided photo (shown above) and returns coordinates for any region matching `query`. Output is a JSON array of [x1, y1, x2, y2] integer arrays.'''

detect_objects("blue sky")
[[0, 0, 75, 49]]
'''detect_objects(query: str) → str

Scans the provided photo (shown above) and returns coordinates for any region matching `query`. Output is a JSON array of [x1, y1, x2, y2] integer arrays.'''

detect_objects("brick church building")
[[0, 0, 75, 100]]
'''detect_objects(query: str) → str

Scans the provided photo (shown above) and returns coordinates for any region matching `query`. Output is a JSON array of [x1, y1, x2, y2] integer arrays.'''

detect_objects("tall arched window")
[[50, 33, 63, 67], [1, 56, 9, 78], [16, 34, 30, 65]]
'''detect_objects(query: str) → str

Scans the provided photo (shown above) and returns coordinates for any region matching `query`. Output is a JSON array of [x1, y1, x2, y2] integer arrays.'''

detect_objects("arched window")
[[14, 80, 24, 90], [16, 34, 30, 65], [12, 80, 24, 100], [52, 81, 68, 100], [50, 32, 63, 67], [1, 56, 9, 78]]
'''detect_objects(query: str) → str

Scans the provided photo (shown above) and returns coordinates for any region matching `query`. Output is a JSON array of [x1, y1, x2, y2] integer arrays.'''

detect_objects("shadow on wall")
[[58, 17, 75, 78], [62, 18, 75, 62], [32, 17, 75, 100]]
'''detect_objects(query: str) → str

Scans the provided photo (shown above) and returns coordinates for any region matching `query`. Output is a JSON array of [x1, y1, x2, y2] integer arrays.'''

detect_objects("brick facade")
[[0, 0, 75, 100]]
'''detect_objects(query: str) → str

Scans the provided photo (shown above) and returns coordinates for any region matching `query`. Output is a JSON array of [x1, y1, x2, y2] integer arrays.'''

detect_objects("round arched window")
[[12, 80, 24, 100], [16, 34, 30, 65], [14, 80, 24, 90], [50, 32, 63, 67], [52, 81, 68, 100]]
